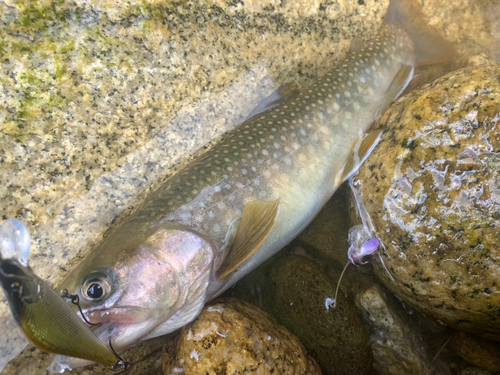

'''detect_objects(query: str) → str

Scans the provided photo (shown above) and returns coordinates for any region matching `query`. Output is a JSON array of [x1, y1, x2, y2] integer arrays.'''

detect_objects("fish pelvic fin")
[[341, 129, 383, 183], [384, 0, 455, 66], [216, 198, 280, 279]]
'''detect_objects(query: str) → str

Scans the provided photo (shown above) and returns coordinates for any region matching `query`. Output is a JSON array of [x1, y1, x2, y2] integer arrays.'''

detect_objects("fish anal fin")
[[216, 198, 280, 279], [379, 64, 414, 116], [244, 83, 301, 122], [341, 130, 383, 182]]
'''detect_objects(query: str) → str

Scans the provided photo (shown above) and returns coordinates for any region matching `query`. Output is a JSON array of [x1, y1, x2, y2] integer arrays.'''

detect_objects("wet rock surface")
[[355, 64, 500, 340], [450, 331, 500, 372], [161, 298, 321, 375], [269, 255, 373, 375], [355, 286, 442, 375], [231, 252, 373, 375]]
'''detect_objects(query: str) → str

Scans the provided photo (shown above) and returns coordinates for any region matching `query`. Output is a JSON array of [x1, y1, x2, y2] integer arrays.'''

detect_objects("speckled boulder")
[[161, 298, 321, 375], [355, 64, 500, 340]]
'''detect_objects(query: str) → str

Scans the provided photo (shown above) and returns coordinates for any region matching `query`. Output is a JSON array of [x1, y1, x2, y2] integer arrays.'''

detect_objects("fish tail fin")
[[384, 0, 455, 66]]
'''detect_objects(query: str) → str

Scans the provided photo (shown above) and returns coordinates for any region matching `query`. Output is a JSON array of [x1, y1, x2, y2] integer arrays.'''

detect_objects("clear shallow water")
[[0, 0, 499, 373]]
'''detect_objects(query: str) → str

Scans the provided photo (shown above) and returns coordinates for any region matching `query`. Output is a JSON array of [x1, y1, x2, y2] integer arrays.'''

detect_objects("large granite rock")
[[354, 64, 500, 341], [0, 0, 392, 369], [161, 299, 321, 375]]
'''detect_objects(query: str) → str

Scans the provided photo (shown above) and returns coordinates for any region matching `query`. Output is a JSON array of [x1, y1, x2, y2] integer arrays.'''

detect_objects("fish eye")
[[86, 283, 103, 299], [81, 276, 111, 301]]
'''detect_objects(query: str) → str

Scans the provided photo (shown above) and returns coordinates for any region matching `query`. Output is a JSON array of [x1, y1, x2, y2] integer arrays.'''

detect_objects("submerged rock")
[[161, 298, 321, 375], [355, 286, 442, 375], [354, 64, 500, 340], [230, 250, 373, 375], [450, 331, 500, 372], [268, 255, 373, 375]]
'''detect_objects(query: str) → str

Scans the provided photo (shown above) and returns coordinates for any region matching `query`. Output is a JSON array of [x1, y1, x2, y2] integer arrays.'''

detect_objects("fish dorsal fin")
[[341, 129, 383, 182], [216, 198, 280, 279], [244, 83, 301, 122], [349, 37, 365, 53]]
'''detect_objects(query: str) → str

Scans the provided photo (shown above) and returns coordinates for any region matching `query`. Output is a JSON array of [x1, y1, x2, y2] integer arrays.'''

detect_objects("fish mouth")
[[85, 306, 156, 326]]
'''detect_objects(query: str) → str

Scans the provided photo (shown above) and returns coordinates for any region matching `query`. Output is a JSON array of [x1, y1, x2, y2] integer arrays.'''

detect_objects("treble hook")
[[109, 335, 131, 371]]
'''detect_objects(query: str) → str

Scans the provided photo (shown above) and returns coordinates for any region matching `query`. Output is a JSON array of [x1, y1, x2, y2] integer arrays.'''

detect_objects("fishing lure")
[[333, 224, 380, 308], [0, 219, 128, 369]]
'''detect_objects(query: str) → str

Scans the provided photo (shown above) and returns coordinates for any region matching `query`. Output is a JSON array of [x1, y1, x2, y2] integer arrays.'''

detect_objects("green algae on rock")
[[354, 64, 500, 341], [161, 299, 321, 375]]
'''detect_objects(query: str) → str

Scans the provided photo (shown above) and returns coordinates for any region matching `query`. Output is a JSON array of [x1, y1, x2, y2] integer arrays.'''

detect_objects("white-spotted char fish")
[[54, 0, 453, 368]]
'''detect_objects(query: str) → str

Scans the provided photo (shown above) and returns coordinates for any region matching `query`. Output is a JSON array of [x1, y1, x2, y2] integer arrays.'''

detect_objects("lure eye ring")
[[81, 275, 111, 302]]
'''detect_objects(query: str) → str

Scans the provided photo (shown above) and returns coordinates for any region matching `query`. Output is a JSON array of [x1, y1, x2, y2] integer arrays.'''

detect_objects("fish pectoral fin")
[[216, 198, 280, 279], [341, 129, 383, 182], [244, 83, 301, 121]]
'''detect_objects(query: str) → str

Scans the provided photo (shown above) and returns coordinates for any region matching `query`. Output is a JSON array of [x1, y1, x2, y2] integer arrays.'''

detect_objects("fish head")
[[55, 221, 216, 367]]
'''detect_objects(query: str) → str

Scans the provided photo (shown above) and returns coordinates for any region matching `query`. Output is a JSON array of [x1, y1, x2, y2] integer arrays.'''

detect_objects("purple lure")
[[348, 238, 379, 266]]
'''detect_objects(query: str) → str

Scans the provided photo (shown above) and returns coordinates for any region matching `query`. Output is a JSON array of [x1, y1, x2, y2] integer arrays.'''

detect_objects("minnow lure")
[[0, 219, 127, 369]]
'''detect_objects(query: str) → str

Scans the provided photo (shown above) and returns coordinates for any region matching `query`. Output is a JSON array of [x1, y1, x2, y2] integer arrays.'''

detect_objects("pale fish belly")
[[130, 24, 414, 297]]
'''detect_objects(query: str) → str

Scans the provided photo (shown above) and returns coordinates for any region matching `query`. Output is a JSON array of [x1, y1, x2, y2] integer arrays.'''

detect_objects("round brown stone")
[[355, 64, 500, 341], [161, 298, 321, 375], [450, 331, 500, 372]]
